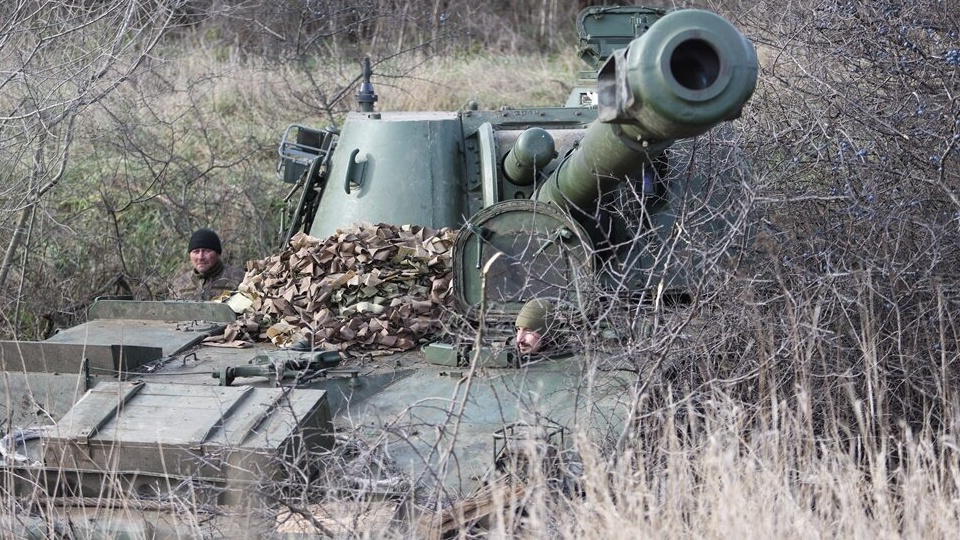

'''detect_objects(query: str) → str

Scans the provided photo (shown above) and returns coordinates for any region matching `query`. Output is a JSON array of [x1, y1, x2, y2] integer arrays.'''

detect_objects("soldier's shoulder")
[[223, 263, 247, 281], [170, 269, 195, 288]]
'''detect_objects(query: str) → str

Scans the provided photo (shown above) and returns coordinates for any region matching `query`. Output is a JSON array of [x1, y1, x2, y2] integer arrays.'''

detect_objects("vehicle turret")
[[276, 5, 757, 316]]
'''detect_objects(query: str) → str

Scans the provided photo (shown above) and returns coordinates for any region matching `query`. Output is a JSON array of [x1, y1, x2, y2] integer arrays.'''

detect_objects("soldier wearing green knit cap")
[[514, 298, 555, 355]]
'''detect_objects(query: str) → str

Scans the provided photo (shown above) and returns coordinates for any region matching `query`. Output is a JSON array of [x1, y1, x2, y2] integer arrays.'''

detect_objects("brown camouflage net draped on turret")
[[227, 224, 457, 355]]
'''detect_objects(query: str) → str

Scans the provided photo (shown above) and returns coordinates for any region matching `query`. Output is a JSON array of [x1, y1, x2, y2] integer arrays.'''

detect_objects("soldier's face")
[[516, 327, 543, 354], [190, 248, 220, 274]]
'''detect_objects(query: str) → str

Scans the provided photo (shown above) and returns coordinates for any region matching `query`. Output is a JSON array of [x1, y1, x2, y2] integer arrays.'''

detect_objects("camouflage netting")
[[225, 224, 457, 355]]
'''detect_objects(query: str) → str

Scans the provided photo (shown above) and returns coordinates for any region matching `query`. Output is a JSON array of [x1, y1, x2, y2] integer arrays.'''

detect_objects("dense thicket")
[[724, 0, 960, 435], [596, 0, 960, 456]]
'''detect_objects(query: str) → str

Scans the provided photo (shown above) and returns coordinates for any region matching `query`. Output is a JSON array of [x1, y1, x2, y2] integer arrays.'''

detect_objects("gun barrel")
[[536, 9, 758, 210]]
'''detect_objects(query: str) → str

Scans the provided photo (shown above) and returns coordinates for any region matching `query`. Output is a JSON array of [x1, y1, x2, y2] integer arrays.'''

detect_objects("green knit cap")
[[515, 298, 554, 334]]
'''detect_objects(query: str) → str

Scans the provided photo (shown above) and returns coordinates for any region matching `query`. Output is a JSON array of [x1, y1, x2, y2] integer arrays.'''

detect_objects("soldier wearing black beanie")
[[188, 228, 222, 254], [170, 228, 246, 301]]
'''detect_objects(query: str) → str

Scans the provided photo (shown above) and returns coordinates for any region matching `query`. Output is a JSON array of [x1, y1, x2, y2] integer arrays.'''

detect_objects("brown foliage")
[[233, 224, 456, 355]]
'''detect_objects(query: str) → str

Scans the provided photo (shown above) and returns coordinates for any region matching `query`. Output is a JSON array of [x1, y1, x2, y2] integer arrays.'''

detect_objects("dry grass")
[[374, 54, 580, 111]]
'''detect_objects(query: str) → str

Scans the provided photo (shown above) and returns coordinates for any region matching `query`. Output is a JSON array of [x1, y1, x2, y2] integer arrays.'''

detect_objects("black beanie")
[[188, 228, 222, 254]]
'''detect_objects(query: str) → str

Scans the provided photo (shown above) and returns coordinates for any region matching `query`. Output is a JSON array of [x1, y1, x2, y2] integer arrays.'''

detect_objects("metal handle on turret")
[[344, 148, 366, 194]]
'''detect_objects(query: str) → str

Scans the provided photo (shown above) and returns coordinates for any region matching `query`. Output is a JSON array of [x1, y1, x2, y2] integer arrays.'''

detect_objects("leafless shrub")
[[702, 0, 960, 435]]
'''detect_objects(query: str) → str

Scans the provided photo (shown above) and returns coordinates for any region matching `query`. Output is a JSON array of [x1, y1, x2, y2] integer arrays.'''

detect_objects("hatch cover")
[[453, 199, 594, 319]]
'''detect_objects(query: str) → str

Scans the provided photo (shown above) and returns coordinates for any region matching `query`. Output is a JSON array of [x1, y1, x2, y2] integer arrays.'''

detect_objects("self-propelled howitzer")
[[0, 7, 758, 538]]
